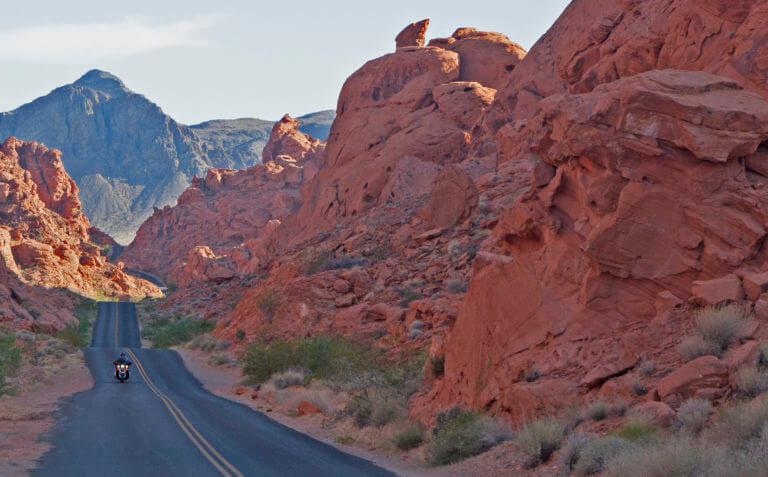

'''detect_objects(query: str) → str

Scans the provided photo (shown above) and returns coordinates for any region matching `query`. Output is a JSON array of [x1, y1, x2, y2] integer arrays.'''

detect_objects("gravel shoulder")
[[0, 352, 94, 476]]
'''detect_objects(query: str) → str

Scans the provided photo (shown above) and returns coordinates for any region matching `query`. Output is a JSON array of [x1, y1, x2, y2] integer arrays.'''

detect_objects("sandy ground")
[[176, 348, 558, 476], [0, 352, 94, 476]]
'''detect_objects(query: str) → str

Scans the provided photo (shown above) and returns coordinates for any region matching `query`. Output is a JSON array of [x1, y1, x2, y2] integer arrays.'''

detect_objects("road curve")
[[33, 302, 395, 477]]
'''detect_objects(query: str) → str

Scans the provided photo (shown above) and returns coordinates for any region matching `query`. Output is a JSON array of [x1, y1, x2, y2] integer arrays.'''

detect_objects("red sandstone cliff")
[[0, 137, 161, 331], [131, 0, 768, 422]]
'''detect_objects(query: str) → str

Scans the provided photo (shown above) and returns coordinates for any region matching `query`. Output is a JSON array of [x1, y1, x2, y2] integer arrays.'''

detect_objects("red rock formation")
[[145, 2, 768, 424], [395, 19, 429, 48], [412, 0, 768, 419], [0, 137, 160, 331], [120, 115, 324, 283]]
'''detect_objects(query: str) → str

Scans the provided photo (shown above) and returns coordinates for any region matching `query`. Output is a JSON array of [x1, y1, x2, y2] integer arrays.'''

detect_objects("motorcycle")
[[115, 363, 130, 382]]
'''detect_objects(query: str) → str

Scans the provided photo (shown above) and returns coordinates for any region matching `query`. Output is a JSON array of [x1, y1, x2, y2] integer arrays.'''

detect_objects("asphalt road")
[[33, 302, 394, 477]]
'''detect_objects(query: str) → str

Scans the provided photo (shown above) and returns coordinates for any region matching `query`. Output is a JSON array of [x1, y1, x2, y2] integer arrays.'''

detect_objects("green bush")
[[60, 300, 97, 348], [430, 356, 445, 378], [428, 408, 510, 466], [516, 417, 565, 467], [345, 394, 373, 427], [0, 334, 22, 395], [240, 336, 379, 385], [610, 419, 657, 442], [574, 436, 631, 476], [392, 423, 426, 450], [256, 288, 283, 318], [145, 319, 214, 348]]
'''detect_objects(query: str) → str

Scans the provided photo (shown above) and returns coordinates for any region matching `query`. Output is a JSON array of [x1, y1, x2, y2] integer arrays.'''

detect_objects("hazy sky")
[[1, 0, 570, 125]]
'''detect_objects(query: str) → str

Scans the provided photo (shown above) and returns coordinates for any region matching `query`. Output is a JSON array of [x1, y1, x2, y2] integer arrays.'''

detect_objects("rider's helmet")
[[120, 353, 126, 357]]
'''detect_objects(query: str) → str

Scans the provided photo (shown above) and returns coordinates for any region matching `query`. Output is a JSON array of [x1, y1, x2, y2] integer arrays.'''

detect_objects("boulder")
[[296, 400, 322, 416], [691, 276, 745, 306], [742, 271, 768, 301], [424, 166, 478, 229], [655, 356, 729, 406]]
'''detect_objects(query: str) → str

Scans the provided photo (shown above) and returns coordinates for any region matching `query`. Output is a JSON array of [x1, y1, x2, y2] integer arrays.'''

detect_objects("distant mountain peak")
[[73, 69, 131, 97]]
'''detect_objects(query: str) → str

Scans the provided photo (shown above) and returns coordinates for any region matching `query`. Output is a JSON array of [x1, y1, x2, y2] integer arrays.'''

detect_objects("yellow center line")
[[114, 303, 119, 347], [124, 348, 244, 477]]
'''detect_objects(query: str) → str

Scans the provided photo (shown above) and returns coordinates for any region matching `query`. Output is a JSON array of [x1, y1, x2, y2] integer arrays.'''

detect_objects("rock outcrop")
[[144, 0, 768, 424], [412, 0, 768, 421], [120, 115, 324, 283], [0, 137, 161, 332]]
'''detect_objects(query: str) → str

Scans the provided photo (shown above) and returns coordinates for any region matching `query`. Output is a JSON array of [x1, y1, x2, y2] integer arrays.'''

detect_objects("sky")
[[0, 0, 571, 125]]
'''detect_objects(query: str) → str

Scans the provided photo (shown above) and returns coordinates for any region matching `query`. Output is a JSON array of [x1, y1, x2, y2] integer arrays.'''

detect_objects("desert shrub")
[[735, 365, 768, 398], [392, 423, 426, 450], [145, 319, 214, 348], [166, 281, 178, 292], [371, 396, 402, 426], [345, 394, 373, 427], [240, 336, 379, 385], [445, 279, 468, 294], [574, 436, 631, 476], [0, 334, 22, 395], [637, 359, 655, 377], [695, 304, 745, 352], [256, 287, 283, 318], [516, 417, 565, 467], [611, 418, 657, 443], [705, 396, 768, 448], [60, 300, 97, 348], [586, 401, 610, 421], [302, 249, 366, 275], [428, 408, 511, 466], [235, 329, 246, 342], [430, 355, 445, 378], [677, 335, 718, 361], [631, 376, 648, 396], [604, 440, 709, 477], [758, 342, 768, 368], [187, 334, 228, 352], [207, 353, 232, 366], [677, 398, 711, 435], [268, 369, 307, 389], [558, 432, 594, 476], [397, 289, 422, 308]]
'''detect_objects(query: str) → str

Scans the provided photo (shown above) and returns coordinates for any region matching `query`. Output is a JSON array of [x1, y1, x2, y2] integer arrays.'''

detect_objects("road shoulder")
[[0, 351, 94, 476], [176, 348, 444, 477]]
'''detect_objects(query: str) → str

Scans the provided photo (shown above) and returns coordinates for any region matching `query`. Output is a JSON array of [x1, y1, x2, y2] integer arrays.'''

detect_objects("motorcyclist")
[[114, 353, 132, 379]]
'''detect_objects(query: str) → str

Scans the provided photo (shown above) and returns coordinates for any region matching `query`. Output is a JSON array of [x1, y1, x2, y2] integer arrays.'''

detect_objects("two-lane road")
[[34, 302, 394, 476]]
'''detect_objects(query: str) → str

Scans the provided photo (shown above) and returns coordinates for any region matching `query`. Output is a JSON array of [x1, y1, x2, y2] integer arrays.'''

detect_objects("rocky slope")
[[120, 115, 325, 284], [0, 137, 161, 332], [132, 0, 768, 424], [0, 70, 333, 244]]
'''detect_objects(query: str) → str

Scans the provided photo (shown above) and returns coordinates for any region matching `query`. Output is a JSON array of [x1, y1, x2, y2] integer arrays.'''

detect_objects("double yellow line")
[[123, 349, 244, 477], [114, 304, 119, 346]]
